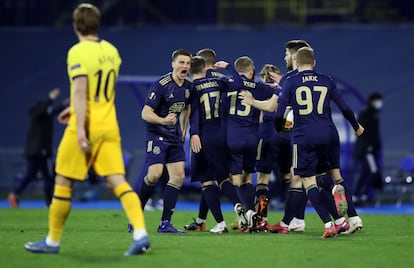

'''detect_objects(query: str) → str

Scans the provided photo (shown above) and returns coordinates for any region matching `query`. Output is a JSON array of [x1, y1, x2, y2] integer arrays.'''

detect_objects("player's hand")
[[355, 123, 364, 136], [238, 90, 254, 105], [162, 113, 177, 126], [269, 72, 282, 84], [190, 135, 202, 153], [57, 106, 70, 124], [77, 128, 91, 153], [213, 61, 229, 69]]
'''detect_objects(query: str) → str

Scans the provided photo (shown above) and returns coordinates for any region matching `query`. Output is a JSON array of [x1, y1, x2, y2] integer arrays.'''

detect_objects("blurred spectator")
[[8, 88, 68, 208], [352, 92, 383, 206]]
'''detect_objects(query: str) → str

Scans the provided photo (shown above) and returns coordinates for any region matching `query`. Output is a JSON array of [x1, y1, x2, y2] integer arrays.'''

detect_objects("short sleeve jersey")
[[66, 39, 122, 132], [145, 73, 192, 144], [276, 70, 359, 144]]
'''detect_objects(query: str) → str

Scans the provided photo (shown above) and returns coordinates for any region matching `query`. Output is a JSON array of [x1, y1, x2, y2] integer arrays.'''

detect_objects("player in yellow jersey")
[[25, 3, 150, 256]]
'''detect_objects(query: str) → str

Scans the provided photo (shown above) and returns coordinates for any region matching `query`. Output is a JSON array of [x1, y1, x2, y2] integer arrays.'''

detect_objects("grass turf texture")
[[1, 209, 414, 268]]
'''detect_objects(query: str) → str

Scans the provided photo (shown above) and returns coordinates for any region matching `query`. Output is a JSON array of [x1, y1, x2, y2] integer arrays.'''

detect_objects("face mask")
[[373, 100, 383, 110]]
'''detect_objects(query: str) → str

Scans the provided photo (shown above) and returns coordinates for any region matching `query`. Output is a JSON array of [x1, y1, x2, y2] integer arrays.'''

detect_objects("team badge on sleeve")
[[149, 92, 156, 100]]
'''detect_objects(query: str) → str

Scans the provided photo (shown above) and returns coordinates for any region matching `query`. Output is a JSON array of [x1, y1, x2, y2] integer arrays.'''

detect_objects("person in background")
[[353, 92, 383, 206], [8, 88, 67, 208]]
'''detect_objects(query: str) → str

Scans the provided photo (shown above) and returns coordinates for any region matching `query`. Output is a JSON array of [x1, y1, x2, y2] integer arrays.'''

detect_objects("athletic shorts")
[[55, 128, 125, 180], [292, 143, 334, 177], [145, 135, 185, 166], [191, 138, 229, 183], [227, 133, 257, 175]]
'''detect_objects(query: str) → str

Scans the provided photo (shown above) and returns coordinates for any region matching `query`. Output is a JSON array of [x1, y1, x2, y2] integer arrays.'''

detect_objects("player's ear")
[[313, 60, 316, 68]]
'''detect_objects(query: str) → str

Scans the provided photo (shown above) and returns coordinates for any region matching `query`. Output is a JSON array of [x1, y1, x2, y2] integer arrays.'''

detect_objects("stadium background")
[[1, 0, 413, 203]]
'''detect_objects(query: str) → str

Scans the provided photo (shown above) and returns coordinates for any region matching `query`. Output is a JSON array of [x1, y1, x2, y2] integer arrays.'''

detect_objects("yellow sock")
[[114, 182, 147, 231], [48, 185, 72, 242]]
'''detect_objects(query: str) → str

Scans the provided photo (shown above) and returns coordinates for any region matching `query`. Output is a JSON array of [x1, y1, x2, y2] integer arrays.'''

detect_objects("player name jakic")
[[302, 75, 318, 83]]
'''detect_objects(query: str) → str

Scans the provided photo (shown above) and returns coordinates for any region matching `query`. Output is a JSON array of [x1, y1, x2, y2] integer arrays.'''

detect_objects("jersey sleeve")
[[67, 46, 88, 80], [145, 81, 163, 110], [189, 87, 200, 136], [274, 80, 291, 132]]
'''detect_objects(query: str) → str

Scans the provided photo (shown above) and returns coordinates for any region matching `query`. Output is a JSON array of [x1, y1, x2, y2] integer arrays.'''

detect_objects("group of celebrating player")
[[136, 40, 365, 239], [24, 3, 365, 257]]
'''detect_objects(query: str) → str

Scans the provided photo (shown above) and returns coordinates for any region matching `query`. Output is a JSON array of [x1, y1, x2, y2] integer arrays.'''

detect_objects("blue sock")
[[320, 189, 341, 220], [306, 186, 331, 223], [235, 186, 248, 207], [161, 183, 180, 221], [138, 176, 156, 208], [295, 187, 307, 220], [202, 185, 224, 223], [219, 179, 240, 205], [241, 183, 256, 210], [316, 174, 335, 192], [282, 188, 301, 224], [198, 195, 209, 220], [339, 181, 358, 217]]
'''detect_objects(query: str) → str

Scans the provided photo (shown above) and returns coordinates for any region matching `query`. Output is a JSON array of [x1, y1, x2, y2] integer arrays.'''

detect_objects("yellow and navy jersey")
[[66, 39, 122, 132]]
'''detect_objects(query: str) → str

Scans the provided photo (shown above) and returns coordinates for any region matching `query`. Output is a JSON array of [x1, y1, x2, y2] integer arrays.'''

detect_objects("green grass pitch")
[[1, 208, 414, 268]]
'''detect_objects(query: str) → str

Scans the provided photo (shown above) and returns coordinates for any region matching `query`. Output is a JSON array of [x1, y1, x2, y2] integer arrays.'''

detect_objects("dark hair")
[[285, 40, 311, 54], [196, 48, 216, 66], [234, 56, 254, 73], [368, 92, 383, 101], [190, 56, 206, 75], [296, 47, 315, 66], [73, 3, 100, 36], [172, 49, 192, 61]]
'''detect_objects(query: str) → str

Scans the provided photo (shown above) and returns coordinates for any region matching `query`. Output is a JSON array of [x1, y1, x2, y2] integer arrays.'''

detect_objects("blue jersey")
[[224, 76, 277, 133], [275, 69, 359, 144], [190, 65, 240, 136], [144, 73, 192, 144]]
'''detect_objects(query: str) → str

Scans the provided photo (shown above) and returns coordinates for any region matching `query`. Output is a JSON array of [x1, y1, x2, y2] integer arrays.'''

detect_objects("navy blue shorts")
[[190, 139, 230, 183], [292, 143, 334, 177], [227, 133, 257, 175], [145, 135, 185, 166]]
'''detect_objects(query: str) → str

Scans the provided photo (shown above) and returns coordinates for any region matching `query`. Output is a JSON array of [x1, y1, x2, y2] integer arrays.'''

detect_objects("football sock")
[[234, 185, 248, 207], [241, 183, 256, 210], [338, 181, 358, 217], [138, 176, 156, 208], [295, 187, 307, 220], [114, 182, 146, 231], [316, 174, 335, 192], [202, 184, 224, 223], [255, 183, 269, 217], [320, 188, 341, 220], [282, 187, 301, 224], [161, 183, 180, 221], [198, 195, 209, 220], [47, 184, 72, 243], [219, 179, 240, 205], [305, 185, 331, 223]]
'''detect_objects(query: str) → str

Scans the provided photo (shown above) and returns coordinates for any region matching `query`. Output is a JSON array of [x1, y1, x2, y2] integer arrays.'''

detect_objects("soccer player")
[[137, 48, 192, 233], [226, 56, 278, 230], [252, 64, 282, 230], [24, 3, 150, 255], [239, 40, 310, 232], [184, 49, 248, 233], [186, 56, 249, 233], [274, 47, 364, 238]]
